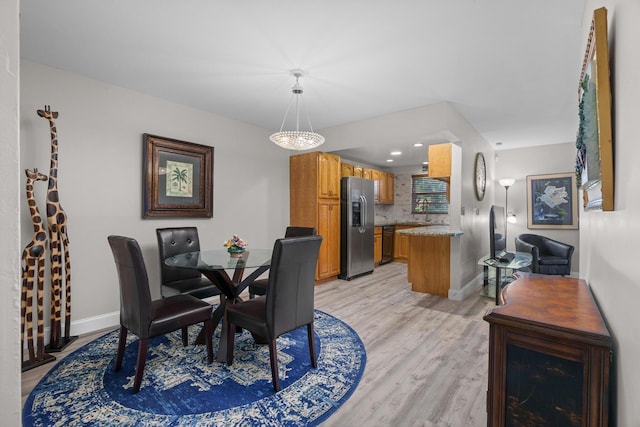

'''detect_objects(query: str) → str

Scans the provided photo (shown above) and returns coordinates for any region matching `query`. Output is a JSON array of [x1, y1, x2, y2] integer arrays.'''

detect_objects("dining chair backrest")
[[157, 227, 202, 284], [265, 235, 322, 338], [108, 235, 153, 338], [284, 226, 317, 238]]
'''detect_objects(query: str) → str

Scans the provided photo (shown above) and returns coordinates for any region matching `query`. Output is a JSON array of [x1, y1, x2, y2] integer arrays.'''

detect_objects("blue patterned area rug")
[[23, 310, 366, 426]]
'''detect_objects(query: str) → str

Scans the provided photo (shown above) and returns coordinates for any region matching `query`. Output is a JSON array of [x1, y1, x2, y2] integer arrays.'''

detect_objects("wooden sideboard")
[[483, 273, 611, 427]]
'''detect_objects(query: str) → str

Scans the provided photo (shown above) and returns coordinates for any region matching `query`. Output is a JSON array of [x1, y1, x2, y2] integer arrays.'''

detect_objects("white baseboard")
[[70, 311, 120, 336], [448, 272, 483, 301], [24, 311, 120, 348]]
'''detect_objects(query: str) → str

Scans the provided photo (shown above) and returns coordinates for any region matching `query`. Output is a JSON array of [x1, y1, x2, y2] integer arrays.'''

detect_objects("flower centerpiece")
[[224, 234, 247, 256]]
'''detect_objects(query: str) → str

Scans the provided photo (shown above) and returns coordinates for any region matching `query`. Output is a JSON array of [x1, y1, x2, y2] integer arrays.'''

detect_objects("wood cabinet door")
[[363, 168, 373, 180], [385, 173, 395, 204], [353, 166, 364, 177], [374, 229, 382, 264], [427, 143, 452, 178], [371, 169, 381, 202], [341, 162, 354, 178], [318, 153, 340, 199], [317, 200, 341, 279], [393, 225, 416, 261]]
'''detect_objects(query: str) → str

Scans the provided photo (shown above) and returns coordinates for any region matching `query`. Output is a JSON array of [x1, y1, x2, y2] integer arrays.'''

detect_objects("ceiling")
[[20, 0, 586, 168]]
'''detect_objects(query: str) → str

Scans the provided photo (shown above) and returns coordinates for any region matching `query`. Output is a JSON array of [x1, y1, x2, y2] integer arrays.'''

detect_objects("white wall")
[[494, 142, 580, 272], [20, 61, 291, 331], [581, 2, 640, 425], [0, 1, 23, 424]]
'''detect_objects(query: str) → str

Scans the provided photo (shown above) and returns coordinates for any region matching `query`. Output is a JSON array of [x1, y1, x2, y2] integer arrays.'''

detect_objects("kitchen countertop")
[[374, 221, 434, 227], [395, 225, 463, 237]]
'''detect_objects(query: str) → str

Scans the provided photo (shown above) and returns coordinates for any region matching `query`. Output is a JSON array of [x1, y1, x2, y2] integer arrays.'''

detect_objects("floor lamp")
[[499, 178, 515, 251]]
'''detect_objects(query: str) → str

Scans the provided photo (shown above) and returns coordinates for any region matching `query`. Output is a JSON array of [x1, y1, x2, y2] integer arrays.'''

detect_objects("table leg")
[[495, 266, 502, 305], [197, 264, 271, 361]]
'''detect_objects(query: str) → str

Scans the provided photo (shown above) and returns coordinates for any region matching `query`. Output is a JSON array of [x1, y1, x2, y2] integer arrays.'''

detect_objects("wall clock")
[[474, 152, 486, 201]]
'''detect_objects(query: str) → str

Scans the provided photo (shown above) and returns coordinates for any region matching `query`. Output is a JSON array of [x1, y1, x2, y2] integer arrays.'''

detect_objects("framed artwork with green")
[[143, 134, 213, 218]]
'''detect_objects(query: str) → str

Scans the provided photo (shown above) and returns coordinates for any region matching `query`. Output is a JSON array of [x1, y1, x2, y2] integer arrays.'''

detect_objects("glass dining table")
[[165, 248, 272, 361]]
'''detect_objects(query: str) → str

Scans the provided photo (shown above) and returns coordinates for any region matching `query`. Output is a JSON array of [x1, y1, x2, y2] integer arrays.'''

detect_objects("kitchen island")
[[397, 226, 463, 297]]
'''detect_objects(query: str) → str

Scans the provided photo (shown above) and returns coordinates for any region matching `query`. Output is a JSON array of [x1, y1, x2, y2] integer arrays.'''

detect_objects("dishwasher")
[[380, 225, 394, 265]]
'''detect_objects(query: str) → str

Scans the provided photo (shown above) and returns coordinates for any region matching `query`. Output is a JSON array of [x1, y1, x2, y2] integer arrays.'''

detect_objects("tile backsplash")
[[374, 171, 449, 225]]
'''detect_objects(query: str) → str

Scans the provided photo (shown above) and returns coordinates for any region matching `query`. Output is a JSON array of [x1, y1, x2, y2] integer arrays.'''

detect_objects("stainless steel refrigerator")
[[339, 176, 375, 280]]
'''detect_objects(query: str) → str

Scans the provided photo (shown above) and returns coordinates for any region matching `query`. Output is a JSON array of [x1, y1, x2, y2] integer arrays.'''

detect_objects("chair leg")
[[226, 321, 235, 365], [132, 338, 148, 394], [307, 323, 317, 368], [268, 339, 280, 392], [204, 319, 213, 364], [181, 327, 188, 347], [115, 326, 127, 372]]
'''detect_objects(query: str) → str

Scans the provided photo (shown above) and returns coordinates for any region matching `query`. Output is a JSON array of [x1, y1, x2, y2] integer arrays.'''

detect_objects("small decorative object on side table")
[[224, 234, 247, 257]]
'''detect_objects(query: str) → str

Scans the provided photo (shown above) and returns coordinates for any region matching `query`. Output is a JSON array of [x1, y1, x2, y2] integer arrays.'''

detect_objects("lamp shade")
[[499, 178, 515, 188]]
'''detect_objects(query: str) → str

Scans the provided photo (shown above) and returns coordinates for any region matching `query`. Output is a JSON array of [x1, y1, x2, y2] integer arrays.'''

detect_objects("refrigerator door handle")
[[360, 195, 367, 233]]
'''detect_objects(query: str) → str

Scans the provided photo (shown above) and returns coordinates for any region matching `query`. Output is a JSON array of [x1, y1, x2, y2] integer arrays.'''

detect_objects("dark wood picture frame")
[[576, 7, 614, 211], [143, 134, 213, 218], [527, 172, 578, 230]]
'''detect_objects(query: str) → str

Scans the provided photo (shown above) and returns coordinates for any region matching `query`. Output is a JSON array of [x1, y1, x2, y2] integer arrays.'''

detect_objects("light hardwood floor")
[[22, 262, 493, 426]]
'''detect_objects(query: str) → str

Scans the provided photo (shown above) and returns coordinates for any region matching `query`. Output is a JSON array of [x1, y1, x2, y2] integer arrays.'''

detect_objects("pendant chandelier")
[[269, 69, 325, 150]]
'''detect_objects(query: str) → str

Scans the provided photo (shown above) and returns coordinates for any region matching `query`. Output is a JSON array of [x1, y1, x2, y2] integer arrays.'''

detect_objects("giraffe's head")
[[25, 168, 48, 183], [37, 105, 59, 120]]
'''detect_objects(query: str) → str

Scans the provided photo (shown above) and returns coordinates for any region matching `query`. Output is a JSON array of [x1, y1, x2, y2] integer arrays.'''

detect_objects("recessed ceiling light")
[[422, 161, 428, 165], [414, 143, 424, 147], [390, 151, 402, 156], [386, 159, 393, 163]]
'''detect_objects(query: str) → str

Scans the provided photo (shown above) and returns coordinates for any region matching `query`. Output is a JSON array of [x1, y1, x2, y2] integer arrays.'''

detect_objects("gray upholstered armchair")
[[515, 233, 574, 276]]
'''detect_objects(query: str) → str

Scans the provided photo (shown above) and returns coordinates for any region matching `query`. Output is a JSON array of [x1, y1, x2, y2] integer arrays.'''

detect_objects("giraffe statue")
[[21, 168, 56, 370], [38, 105, 75, 351]]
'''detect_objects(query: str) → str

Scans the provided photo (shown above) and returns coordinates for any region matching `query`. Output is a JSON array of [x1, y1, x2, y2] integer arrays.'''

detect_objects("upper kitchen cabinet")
[[428, 143, 453, 178], [362, 168, 373, 180], [317, 152, 340, 198], [378, 171, 395, 205], [353, 166, 364, 178], [341, 162, 354, 178]]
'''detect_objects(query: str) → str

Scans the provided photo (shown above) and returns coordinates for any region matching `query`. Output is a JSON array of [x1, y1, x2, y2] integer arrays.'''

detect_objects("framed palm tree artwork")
[[143, 134, 213, 218]]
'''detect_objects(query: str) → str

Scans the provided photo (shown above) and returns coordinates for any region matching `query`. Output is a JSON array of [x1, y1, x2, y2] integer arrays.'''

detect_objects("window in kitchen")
[[412, 175, 448, 214]]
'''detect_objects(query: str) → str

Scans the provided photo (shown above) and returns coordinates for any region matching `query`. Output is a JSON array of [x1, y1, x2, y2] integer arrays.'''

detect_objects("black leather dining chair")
[[156, 227, 221, 299], [248, 226, 317, 299], [108, 235, 214, 393], [226, 235, 322, 392]]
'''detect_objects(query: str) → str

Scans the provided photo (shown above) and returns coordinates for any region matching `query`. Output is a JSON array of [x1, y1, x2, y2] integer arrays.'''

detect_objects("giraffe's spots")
[[57, 212, 66, 223], [35, 231, 47, 242], [31, 247, 44, 257], [46, 203, 58, 217]]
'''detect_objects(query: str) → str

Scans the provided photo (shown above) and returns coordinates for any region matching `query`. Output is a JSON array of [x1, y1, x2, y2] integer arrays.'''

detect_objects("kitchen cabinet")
[[340, 162, 392, 204], [318, 153, 340, 198], [378, 171, 395, 205], [371, 169, 381, 202], [374, 226, 382, 265], [393, 224, 419, 262], [407, 234, 451, 296], [427, 143, 452, 178], [290, 152, 342, 281], [484, 274, 611, 427], [317, 200, 341, 279], [340, 162, 354, 178]]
